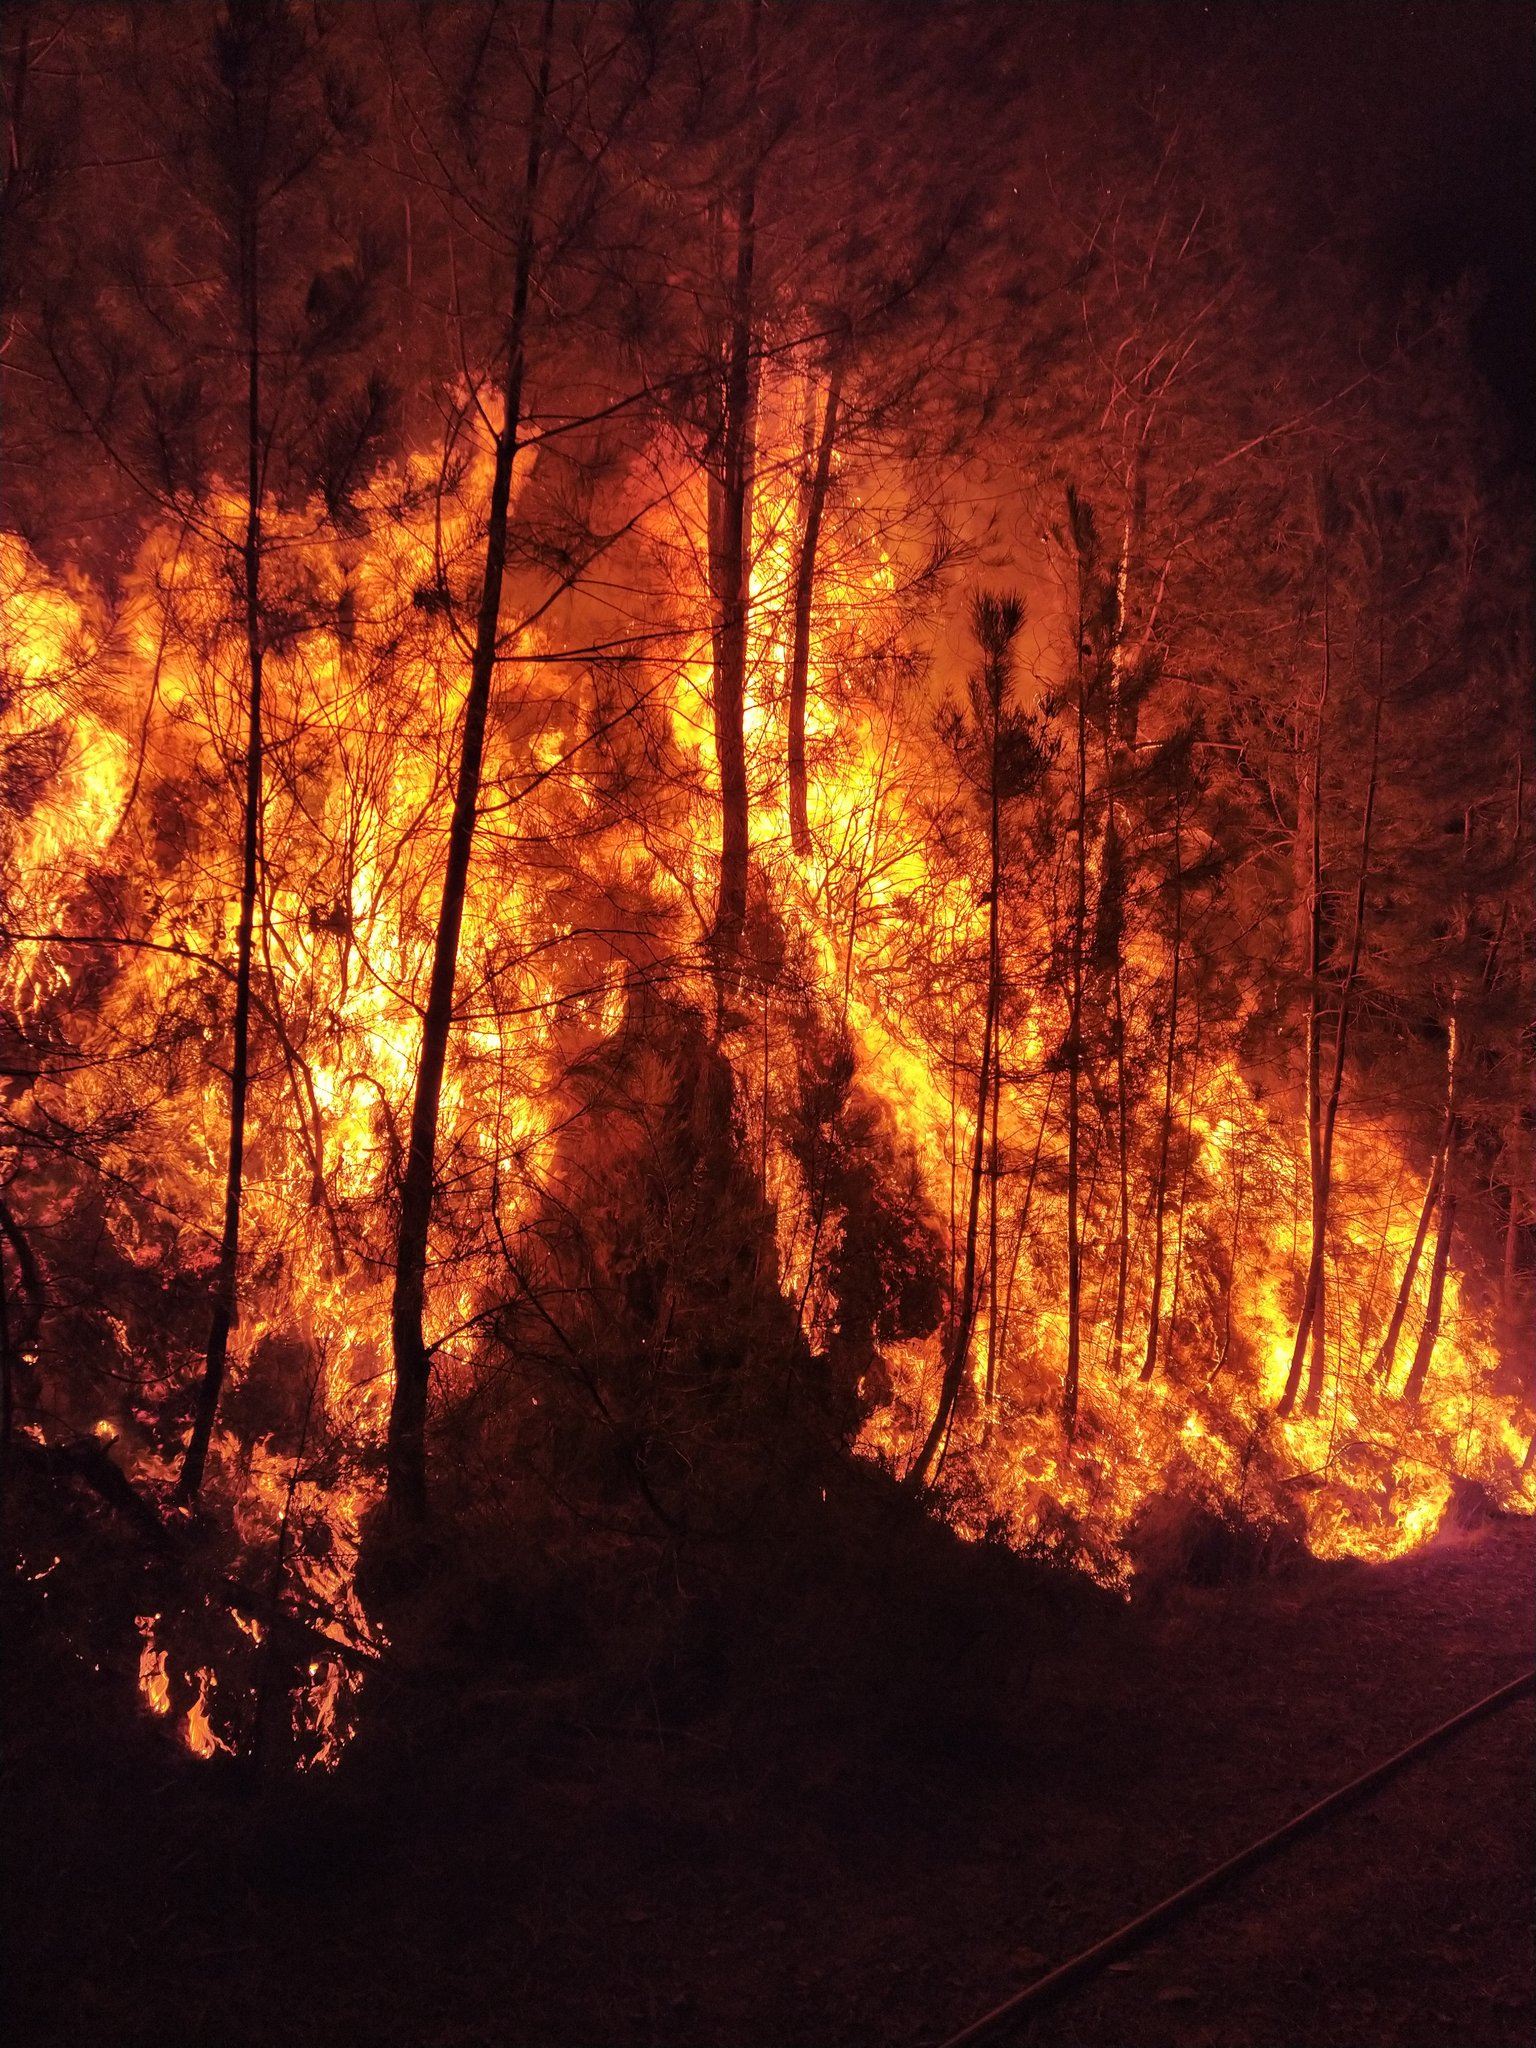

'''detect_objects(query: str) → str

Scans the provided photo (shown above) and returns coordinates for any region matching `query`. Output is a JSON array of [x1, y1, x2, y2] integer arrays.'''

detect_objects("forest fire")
[[5, 381, 1529, 1761], [3, 8, 1533, 2046]]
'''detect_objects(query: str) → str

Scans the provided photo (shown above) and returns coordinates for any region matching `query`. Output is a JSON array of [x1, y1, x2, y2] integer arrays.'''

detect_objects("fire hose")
[[934, 1664, 1536, 2048]]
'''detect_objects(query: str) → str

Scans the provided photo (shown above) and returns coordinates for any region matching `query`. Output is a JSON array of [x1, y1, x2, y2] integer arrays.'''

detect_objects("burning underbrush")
[[2, 384, 1533, 1777]]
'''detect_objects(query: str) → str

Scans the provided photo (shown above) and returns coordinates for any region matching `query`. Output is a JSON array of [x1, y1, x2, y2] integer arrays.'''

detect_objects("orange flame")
[[6, 376, 1530, 1762]]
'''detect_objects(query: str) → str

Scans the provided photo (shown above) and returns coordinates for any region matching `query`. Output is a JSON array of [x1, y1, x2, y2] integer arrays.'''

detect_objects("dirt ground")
[[4, 1493, 1532, 2048]]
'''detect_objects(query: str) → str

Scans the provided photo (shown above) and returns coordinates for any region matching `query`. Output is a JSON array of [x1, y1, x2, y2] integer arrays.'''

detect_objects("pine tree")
[[907, 590, 1051, 1487]]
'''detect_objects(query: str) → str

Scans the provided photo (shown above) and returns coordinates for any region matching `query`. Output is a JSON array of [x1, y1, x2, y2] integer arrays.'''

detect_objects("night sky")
[[1006, 2, 1534, 469], [1239, 1, 1535, 469]]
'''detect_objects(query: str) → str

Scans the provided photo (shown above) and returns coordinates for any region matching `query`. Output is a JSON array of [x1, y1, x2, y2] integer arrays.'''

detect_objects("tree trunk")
[[1401, 1163, 1456, 1405], [1278, 578, 1329, 1420], [1141, 792, 1183, 1384], [1062, 625, 1088, 1439], [708, 7, 761, 963], [999, 1071, 1056, 1387], [1372, 1149, 1443, 1383], [1103, 444, 1143, 1381], [909, 699, 1002, 1486], [787, 355, 841, 858], [908, 938, 995, 1487], [1499, 753, 1527, 1338], [984, 980, 1003, 1401], [1281, 592, 1383, 1415], [1356, 1162, 1404, 1371], [1400, 1010, 1459, 1405], [1163, 993, 1204, 1379], [1300, 688, 1382, 1414], [179, 209, 265, 1503], [1108, 954, 1130, 1378], [386, 3, 553, 1521]]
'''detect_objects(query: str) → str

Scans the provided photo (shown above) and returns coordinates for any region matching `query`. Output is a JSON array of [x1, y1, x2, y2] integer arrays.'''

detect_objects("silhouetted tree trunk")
[[1103, 444, 1144, 1379], [387, 0, 554, 1520], [1164, 992, 1204, 1377], [1062, 500, 1095, 1440], [909, 659, 1003, 1483], [1279, 563, 1329, 1420], [909, 923, 995, 1486], [180, 296, 263, 1500], [179, 53, 269, 1501], [1401, 1012, 1458, 1405], [708, 1, 761, 963], [787, 354, 841, 858], [1372, 1148, 1442, 1382], [1141, 786, 1184, 1384], [1401, 1158, 1456, 1405], [909, 592, 1041, 1485], [998, 1070, 1056, 1379], [1107, 947, 1130, 1378], [1498, 752, 1527, 1343], [1280, 604, 1383, 1416], [984, 994, 1002, 1402]]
